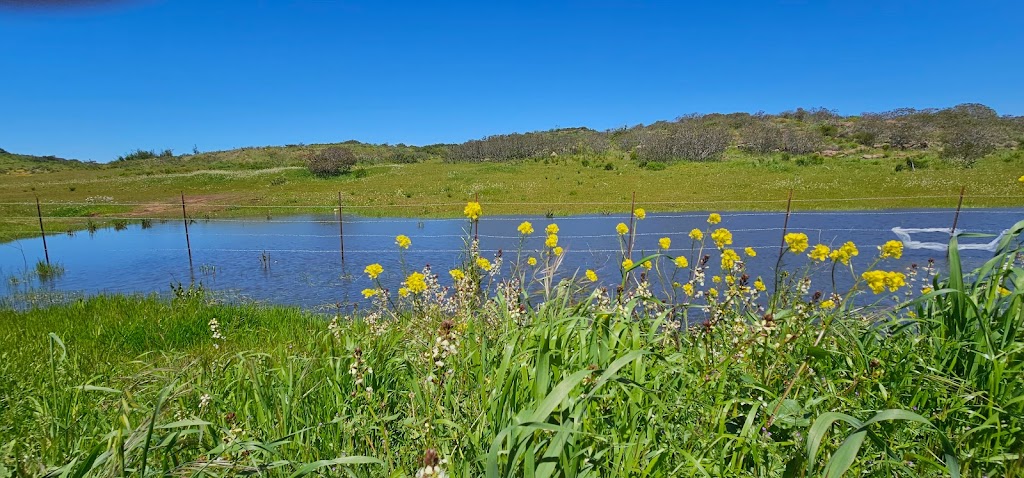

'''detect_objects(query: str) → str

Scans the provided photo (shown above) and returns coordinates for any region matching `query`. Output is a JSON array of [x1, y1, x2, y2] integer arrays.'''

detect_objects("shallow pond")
[[2, 208, 1022, 310]]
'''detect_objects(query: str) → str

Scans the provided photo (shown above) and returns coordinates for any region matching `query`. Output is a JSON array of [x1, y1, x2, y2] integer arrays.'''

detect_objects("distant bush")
[[794, 154, 824, 166], [116, 149, 173, 161], [306, 147, 357, 177], [643, 161, 667, 171]]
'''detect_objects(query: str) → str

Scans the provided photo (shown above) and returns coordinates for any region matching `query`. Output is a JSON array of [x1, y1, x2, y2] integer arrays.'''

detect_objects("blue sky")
[[1, 0, 1022, 162]]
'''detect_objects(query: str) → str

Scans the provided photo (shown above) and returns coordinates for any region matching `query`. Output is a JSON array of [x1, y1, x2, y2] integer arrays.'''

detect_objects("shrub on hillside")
[[306, 147, 357, 176]]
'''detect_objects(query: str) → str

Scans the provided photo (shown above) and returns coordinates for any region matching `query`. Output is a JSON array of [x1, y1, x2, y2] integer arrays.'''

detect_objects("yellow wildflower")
[[585, 269, 597, 281], [527, 257, 537, 266], [641, 260, 652, 270], [884, 271, 906, 292], [921, 286, 933, 294], [395, 234, 411, 249], [463, 201, 482, 220], [1019, 175, 1024, 183], [998, 286, 1011, 297], [545, 223, 559, 235], [753, 278, 766, 292], [622, 258, 634, 269], [683, 283, 694, 296], [829, 241, 859, 265], [689, 228, 704, 241], [545, 234, 558, 248], [517, 221, 534, 235], [725, 275, 735, 285], [745, 247, 756, 257], [708, 288, 719, 299], [616, 223, 629, 235], [476, 257, 492, 271], [659, 237, 671, 250], [712, 275, 721, 283], [405, 272, 427, 294], [784, 233, 809, 254], [711, 228, 733, 249], [707, 213, 721, 225], [862, 270, 905, 294], [809, 244, 830, 262], [879, 240, 903, 259], [862, 270, 886, 294], [674, 256, 688, 268], [398, 287, 410, 298], [819, 299, 836, 310], [361, 288, 378, 298], [634, 208, 646, 220], [364, 263, 383, 279], [721, 249, 740, 270], [553, 246, 564, 256], [449, 269, 464, 281]]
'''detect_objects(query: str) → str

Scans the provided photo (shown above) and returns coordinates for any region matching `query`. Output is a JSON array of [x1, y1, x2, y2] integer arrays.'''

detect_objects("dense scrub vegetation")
[[3, 103, 1022, 174]]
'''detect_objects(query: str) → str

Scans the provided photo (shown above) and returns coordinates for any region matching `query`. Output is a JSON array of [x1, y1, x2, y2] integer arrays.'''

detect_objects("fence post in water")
[[770, 189, 795, 312], [35, 196, 50, 266], [950, 186, 966, 238], [475, 193, 480, 241], [626, 191, 636, 259], [181, 193, 194, 274], [338, 191, 345, 264]]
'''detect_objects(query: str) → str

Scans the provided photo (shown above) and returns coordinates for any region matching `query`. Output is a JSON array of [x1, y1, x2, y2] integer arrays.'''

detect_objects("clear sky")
[[1, 0, 1022, 162]]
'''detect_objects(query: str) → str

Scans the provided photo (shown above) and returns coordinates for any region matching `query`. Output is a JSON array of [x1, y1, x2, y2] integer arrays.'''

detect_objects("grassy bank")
[[2, 147, 1023, 242], [2, 211, 1022, 477]]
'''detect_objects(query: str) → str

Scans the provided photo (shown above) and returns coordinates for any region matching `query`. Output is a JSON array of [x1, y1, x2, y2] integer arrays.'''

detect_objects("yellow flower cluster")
[[364, 263, 383, 279], [362, 288, 378, 298], [861, 270, 907, 294], [689, 229, 704, 241], [585, 269, 598, 281], [819, 299, 836, 310], [545, 234, 559, 248], [545, 224, 559, 235], [809, 244, 830, 262], [784, 233, 809, 254], [674, 256, 688, 268], [616, 223, 629, 235], [463, 201, 482, 220], [753, 278, 766, 291], [527, 257, 537, 266], [707, 213, 721, 225], [683, 283, 695, 296], [622, 258, 634, 269], [517, 221, 534, 235], [476, 257, 492, 271], [711, 228, 733, 248], [634, 208, 646, 220], [553, 246, 564, 256], [659, 237, 671, 250], [1019, 175, 1024, 183], [721, 249, 740, 270], [745, 247, 756, 257], [405, 272, 427, 294], [395, 234, 411, 249], [998, 286, 1011, 297], [641, 260, 652, 270], [449, 269, 464, 281], [879, 240, 904, 259], [829, 241, 859, 265]]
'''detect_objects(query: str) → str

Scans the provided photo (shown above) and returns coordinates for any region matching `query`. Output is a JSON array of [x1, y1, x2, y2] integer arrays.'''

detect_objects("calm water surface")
[[2, 208, 1022, 309]]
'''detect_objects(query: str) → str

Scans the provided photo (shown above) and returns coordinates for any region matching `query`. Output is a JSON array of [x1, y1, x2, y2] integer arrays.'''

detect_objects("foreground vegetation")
[[3, 103, 1024, 241], [2, 205, 1021, 477]]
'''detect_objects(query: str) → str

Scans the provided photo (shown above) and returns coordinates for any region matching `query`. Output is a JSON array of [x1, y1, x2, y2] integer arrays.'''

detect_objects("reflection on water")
[[2, 208, 1022, 310]]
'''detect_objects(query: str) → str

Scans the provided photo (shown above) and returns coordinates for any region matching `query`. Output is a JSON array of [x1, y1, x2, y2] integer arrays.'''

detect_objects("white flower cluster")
[[208, 318, 224, 349]]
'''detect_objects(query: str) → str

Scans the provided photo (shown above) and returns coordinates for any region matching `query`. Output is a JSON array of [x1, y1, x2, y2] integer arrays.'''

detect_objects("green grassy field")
[[2, 147, 1023, 242], [2, 215, 1022, 476]]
